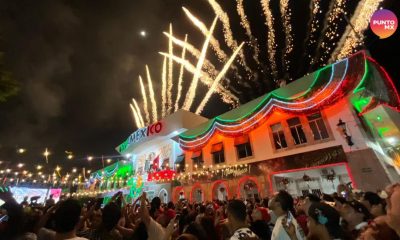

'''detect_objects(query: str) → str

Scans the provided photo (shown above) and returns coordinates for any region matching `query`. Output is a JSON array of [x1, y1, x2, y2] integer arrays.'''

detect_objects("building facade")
[[173, 51, 400, 202], [84, 51, 400, 203]]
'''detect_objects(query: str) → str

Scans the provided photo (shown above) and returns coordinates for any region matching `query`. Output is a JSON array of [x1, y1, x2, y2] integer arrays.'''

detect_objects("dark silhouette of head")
[[54, 199, 82, 233], [102, 202, 121, 231]]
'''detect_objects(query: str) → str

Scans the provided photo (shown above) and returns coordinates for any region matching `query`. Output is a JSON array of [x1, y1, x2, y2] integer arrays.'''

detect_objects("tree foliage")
[[0, 52, 19, 102]]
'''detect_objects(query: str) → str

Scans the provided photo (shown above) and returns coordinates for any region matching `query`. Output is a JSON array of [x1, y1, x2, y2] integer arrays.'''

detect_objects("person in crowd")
[[269, 191, 305, 240], [333, 196, 347, 214], [385, 183, 400, 237], [45, 195, 55, 207], [283, 202, 349, 240], [0, 201, 25, 240], [21, 196, 29, 207], [226, 199, 258, 240], [140, 192, 175, 240], [195, 204, 206, 223], [149, 196, 163, 220], [37, 199, 88, 240], [359, 215, 400, 240], [360, 192, 386, 218], [341, 200, 372, 238], [182, 222, 208, 240], [297, 194, 321, 235], [199, 216, 218, 240], [249, 207, 271, 240]]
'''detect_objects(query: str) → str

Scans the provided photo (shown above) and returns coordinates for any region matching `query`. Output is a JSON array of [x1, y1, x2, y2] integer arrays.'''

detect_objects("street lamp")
[[337, 119, 354, 146], [17, 148, 26, 154]]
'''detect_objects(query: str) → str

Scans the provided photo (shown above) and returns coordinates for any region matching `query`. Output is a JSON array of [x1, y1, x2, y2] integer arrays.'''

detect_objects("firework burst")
[[128, 0, 382, 128]]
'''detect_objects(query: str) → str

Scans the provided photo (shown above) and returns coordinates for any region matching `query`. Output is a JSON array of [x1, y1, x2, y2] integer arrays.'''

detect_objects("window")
[[211, 143, 225, 164], [307, 112, 329, 140], [235, 135, 253, 159], [191, 150, 203, 169], [287, 117, 307, 145], [270, 123, 288, 149], [175, 155, 185, 173]]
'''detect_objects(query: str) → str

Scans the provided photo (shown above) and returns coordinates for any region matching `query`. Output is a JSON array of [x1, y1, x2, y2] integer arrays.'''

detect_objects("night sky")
[[0, 0, 399, 173]]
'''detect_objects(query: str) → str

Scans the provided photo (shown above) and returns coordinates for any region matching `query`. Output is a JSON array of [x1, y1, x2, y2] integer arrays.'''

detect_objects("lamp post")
[[337, 119, 354, 146]]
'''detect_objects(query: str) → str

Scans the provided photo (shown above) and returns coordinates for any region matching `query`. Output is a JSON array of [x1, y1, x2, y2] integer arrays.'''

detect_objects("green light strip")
[[353, 60, 369, 94], [180, 63, 334, 139], [216, 65, 333, 123]]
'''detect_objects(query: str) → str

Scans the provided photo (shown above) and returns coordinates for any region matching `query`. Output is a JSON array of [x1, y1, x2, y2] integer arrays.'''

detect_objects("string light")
[[17, 148, 26, 154], [181, 51, 380, 149]]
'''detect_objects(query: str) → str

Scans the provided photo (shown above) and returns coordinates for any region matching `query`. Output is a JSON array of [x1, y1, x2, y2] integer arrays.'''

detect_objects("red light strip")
[[366, 56, 400, 106]]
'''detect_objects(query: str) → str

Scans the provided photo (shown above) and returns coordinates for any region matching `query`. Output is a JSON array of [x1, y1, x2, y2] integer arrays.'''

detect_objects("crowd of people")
[[0, 183, 399, 240]]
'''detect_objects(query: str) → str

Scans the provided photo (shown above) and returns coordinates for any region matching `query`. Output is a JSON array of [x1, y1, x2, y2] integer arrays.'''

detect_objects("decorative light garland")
[[179, 51, 399, 150]]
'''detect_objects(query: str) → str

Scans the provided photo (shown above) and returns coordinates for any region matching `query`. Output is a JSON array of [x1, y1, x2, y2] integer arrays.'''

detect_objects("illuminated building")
[[87, 110, 207, 203], [89, 51, 400, 202], [174, 51, 400, 201]]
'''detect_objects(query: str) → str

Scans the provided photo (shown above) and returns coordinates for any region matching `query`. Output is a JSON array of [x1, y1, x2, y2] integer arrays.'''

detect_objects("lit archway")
[[158, 188, 168, 203], [190, 182, 204, 203], [211, 180, 229, 201], [173, 186, 185, 202], [237, 176, 260, 200]]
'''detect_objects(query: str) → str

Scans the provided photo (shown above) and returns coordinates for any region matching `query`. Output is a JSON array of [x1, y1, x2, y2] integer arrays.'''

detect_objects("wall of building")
[[183, 99, 369, 171], [346, 148, 392, 191], [179, 98, 398, 197]]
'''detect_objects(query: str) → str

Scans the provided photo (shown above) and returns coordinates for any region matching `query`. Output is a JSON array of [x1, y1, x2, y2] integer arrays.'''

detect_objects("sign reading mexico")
[[118, 121, 163, 153], [370, 9, 398, 39]]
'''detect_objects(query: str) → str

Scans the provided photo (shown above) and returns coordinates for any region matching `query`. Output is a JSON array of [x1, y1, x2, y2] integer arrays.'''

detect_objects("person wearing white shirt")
[[269, 191, 305, 240]]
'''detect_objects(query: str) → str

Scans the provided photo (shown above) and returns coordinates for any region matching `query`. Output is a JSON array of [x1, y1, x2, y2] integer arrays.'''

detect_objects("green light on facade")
[[378, 127, 389, 138], [352, 96, 372, 113]]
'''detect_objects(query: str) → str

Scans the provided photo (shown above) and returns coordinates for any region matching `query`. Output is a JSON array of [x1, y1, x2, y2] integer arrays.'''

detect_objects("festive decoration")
[[280, 178, 290, 186], [302, 173, 312, 182], [179, 51, 400, 150]]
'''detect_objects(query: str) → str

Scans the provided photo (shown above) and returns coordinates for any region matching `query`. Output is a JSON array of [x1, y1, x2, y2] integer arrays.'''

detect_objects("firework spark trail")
[[183, 17, 218, 111], [163, 32, 219, 78], [331, 0, 383, 61], [161, 56, 167, 117], [260, 0, 278, 78], [175, 34, 188, 112], [145, 65, 158, 122], [167, 24, 173, 114], [132, 98, 145, 127], [139, 76, 150, 124], [159, 52, 238, 105], [280, 0, 294, 77], [236, 0, 261, 66], [312, 0, 346, 66], [303, 0, 322, 64], [196, 42, 244, 114], [182, 7, 228, 62], [130, 103, 143, 128], [207, 0, 253, 75]]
